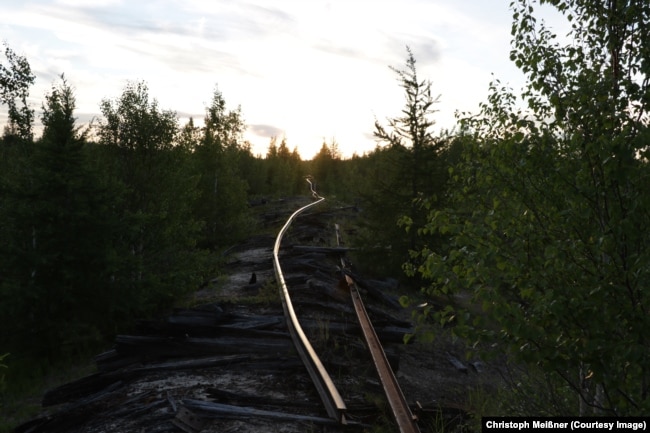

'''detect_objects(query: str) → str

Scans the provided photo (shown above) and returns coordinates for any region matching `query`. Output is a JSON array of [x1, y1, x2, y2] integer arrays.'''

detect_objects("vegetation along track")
[[15, 186, 490, 433]]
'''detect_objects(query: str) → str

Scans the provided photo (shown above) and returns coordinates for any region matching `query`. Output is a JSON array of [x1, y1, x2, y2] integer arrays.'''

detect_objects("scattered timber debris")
[[16, 197, 495, 433]]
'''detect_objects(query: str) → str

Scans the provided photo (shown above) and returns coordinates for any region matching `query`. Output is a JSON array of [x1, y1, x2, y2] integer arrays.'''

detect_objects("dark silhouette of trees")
[[191, 87, 251, 248], [353, 47, 452, 277], [264, 136, 304, 195], [310, 139, 342, 195], [1, 76, 114, 361], [96, 81, 206, 317]]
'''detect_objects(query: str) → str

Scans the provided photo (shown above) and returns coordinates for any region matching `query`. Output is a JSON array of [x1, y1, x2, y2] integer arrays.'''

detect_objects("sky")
[[1, 0, 568, 159]]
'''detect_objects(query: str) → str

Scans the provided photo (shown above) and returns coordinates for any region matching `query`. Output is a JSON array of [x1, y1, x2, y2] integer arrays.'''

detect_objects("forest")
[[2, 0, 650, 426]]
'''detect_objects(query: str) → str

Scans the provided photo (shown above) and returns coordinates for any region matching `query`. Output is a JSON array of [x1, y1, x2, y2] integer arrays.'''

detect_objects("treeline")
[[0, 43, 454, 394], [0, 76, 252, 369]]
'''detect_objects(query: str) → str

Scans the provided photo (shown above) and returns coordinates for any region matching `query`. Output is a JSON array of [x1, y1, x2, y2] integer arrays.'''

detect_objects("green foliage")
[[0, 42, 35, 142], [0, 66, 261, 427], [237, 142, 268, 196], [0, 76, 115, 361], [97, 80, 207, 316], [0, 58, 255, 400], [191, 87, 252, 248], [478, 364, 578, 417], [409, 0, 650, 415]]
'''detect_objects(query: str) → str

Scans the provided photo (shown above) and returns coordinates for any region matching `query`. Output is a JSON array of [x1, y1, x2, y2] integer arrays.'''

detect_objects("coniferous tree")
[[1, 76, 111, 360], [355, 47, 448, 276], [0, 45, 36, 297], [0, 42, 33, 296], [265, 137, 304, 195], [311, 139, 341, 195]]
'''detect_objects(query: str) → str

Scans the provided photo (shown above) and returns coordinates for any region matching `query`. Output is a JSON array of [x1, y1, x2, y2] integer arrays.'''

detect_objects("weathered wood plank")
[[206, 387, 316, 408], [44, 355, 251, 406], [113, 335, 294, 359], [24, 381, 125, 432], [292, 245, 356, 254], [182, 399, 340, 425], [446, 352, 468, 374]]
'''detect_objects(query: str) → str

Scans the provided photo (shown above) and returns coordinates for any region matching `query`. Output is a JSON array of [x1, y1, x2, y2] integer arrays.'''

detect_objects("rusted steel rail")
[[272, 178, 347, 424], [336, 224, 422, 433], [344, 274, 421, 433]]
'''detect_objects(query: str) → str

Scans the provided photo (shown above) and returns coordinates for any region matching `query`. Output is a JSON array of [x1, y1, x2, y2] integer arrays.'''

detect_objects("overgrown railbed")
[[15, 197, 499, 433]]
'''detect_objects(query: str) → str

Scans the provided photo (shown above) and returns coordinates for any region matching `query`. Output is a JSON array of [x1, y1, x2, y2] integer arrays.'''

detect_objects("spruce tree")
[[1, 76, 111, 360], [356, 47, 447, 276]]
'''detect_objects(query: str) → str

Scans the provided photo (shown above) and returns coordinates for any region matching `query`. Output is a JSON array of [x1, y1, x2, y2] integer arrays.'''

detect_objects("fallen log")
[[219, 313, 284, 330], [206, 387, 316, 408], [113, 334, 293, 360], [44, 355, 252, 406], [172, 406, 207, 433], [182, 399, 340, 425], [21, 381, 125, 432], [136, 311, 287, 338], [43, 375, 126, 407], [292, 245, 356, 254]]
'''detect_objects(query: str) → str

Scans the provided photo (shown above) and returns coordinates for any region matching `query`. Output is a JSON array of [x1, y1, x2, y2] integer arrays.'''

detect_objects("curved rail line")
[[272, 178, 348, 424], [275, 180, 420, 432]]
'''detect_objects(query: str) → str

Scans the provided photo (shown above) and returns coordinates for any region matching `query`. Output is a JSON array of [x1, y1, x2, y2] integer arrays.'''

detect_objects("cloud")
[[174, 0, 297, 40], [406, 39, 443, 65], [383, 34, 442, 66], [54, 0, 123, 6], [237, 3, 295, 36], [117, 37, 246, 75], [312, 42, 389, 67], [28, 1, 297, 80], [247, 123, 284, 139], [363, 131, 377, 142], [2, 0, 542, 160]]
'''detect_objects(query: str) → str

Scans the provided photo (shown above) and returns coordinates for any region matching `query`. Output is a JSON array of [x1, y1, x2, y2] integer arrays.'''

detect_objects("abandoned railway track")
[[273, 179, 420, 432], [16, 186, 486, 433], [272, 179, 347, 424]]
